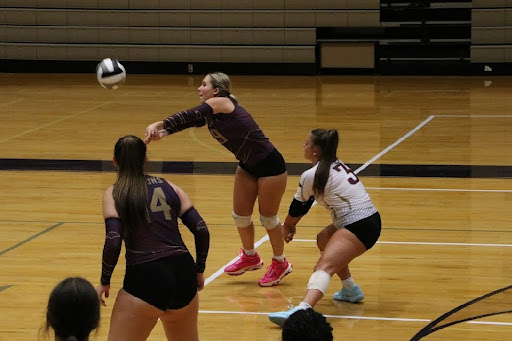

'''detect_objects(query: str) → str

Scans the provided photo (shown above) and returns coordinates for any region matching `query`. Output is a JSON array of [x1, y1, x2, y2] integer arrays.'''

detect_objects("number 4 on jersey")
[[150, 187, 172, 220]]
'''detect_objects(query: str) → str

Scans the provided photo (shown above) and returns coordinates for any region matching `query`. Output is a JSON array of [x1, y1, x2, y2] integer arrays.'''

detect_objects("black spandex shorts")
[[238, 148, 287, 179], [344, 212, 381, 250], [123, 252, 197, 311]]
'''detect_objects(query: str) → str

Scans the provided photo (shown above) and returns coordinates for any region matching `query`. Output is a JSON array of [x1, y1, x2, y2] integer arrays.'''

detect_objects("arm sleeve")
[[180, 206, 210, 273], [163, 103, 211, 134], [288, 196, 315, 217], [100, 218, 123, 285]]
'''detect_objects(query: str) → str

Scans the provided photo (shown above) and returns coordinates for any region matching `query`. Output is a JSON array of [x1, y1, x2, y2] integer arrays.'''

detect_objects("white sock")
[[342, 277, 355, 289], [297, 301, 312, 310], [273, 254, 285, 262], [243, 248, 256, 256]]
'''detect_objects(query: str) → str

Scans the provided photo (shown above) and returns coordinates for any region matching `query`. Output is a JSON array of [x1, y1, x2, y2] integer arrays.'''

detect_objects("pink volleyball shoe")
[[224, 249, 264, 275], [258, 258, 293, 287]]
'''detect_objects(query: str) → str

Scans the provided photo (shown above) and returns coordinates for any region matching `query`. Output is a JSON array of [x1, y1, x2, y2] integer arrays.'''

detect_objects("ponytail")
[[311, 129, 339, 198], [112, 135, 150, 236]]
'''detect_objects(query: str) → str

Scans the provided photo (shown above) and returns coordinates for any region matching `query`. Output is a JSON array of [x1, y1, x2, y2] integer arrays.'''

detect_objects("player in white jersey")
[[269, 129, 381, 327], [297, 159, 377, 229]]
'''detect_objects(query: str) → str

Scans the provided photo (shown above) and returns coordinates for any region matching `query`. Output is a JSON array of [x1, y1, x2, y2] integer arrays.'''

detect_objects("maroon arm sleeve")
[[163, 103, 211, 134], [180, 207, 210, 273], [100, 218, 123, 285]]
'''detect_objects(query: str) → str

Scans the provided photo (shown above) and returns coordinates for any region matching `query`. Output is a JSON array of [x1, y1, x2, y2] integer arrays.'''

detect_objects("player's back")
[[124, 175, 189, 265]]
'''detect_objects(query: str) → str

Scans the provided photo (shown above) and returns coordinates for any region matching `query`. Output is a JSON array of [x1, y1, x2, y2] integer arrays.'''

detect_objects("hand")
[[197, 273, 205, 291], [283, 223, 296, 243], [96, 284, 110, 307], [144, 121, 166, 144]]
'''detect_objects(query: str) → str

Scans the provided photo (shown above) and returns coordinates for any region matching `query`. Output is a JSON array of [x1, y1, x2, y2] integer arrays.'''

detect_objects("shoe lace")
[[264, 264, 277, 278]]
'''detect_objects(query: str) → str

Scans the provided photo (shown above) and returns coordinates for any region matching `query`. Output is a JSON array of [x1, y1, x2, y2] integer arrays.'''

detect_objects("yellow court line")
[[0, 98, 24, 107]]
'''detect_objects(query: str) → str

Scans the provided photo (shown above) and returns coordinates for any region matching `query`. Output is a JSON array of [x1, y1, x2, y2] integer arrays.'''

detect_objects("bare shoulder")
[[205, 97, 235, 114], [164, 179, 178, 192], [164, 180, 185, 199], [103, 186, 119, 218], [104, 185, 114, 198]]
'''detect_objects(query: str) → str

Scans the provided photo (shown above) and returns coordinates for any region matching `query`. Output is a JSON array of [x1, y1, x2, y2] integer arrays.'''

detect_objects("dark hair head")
[[114, 135, 146, 177], [44, 277, 100, 341], [310, 129, 339, 198], [282, 308, 333, 341], [112, 135, 150, 235], [207, 72, 239, 104]]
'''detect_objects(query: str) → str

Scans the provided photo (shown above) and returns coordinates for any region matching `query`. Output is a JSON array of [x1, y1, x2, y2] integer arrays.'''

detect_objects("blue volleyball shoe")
[[268, 306, 302, 327], [333, 284, 364, 302]]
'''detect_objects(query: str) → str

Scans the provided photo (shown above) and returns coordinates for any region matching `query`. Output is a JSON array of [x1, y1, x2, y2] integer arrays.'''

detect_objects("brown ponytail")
[[311, 129, 339, 198], [112, 135, 150, 235]]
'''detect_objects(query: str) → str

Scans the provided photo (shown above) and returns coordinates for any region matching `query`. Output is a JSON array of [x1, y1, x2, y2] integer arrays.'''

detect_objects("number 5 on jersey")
[[333, 162, 359, 184]]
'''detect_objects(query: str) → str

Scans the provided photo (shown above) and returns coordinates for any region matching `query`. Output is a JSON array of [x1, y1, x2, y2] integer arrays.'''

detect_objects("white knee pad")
[[232, 211, 252, 228], [260, 215, 279, 230], [307, 270, 331, 294]]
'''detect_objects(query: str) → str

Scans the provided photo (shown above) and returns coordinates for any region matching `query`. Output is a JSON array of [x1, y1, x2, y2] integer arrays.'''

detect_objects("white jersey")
[[294, 160, 377, 227]]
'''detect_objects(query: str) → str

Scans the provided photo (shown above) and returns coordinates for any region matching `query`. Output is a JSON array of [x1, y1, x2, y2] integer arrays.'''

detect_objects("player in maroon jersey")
[[144, 72, 292, 287], [96, 135, 209, 341]]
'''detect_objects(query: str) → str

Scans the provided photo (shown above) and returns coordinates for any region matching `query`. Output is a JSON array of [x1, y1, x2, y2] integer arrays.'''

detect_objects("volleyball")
[[96, 58, 126, 90]]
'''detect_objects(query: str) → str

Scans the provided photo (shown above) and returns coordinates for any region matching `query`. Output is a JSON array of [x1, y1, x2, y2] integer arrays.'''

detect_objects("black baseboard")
[[470, 63, 512, 76], [0, 59, 317, 76], [319, 68, 377, 75], [1, 59, 510, 76]]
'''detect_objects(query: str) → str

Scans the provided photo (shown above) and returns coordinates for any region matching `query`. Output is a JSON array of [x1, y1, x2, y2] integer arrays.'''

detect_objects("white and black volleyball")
[[96, 58, 126, 90]]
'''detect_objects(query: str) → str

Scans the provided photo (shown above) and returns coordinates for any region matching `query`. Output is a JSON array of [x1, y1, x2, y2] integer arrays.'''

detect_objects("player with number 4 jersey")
[[144, 72, 292, 287], [97, 135, 209, 341], [268, 129, 381, 327]]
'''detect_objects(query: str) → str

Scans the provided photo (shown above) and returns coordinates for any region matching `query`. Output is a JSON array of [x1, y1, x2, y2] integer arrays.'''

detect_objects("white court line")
[[0, 103, 110, 143], [199, 310, 512, 326], [467, 321, 512, 326], [293, 239, 512, 247], [366, 187, 512, 193], [436, 114, 512, 118], [198, 310, 429, 322], [204, 234, 269, 287], [378, 241, 512, 247], [355, 115, 435, 174]]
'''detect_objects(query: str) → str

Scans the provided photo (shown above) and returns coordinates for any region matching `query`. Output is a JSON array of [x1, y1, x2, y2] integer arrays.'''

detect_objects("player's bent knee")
[[232, 211, 252, 228], [260, 215, 279, 230], [306, 270, 331, 294]]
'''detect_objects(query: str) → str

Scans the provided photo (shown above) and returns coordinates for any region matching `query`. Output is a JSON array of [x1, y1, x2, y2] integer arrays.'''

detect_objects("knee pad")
[[260, 215, 279, 230], [232, 211, 252, 228], [307, 270, 331, 294]]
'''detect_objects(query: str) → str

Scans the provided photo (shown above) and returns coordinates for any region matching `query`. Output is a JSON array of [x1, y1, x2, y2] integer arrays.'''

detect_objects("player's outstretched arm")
[[144, 121, 166, 144]]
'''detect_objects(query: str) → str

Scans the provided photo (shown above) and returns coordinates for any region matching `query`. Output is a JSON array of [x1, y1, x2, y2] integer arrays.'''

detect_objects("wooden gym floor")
[[0, 73, 511, 340]]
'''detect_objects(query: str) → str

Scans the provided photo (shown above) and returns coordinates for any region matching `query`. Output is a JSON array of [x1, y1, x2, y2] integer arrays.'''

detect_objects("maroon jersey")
[[123, 176, 189, 265], [101, 175, 209, 285], [163, 102, 275, 168], [207, 104, 274, 168]]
